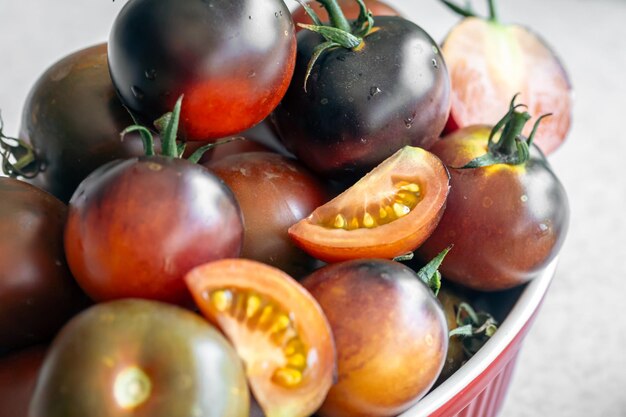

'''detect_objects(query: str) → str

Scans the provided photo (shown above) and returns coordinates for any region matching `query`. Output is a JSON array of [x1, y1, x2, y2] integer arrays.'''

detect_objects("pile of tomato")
[[0, 0, 571, 416]]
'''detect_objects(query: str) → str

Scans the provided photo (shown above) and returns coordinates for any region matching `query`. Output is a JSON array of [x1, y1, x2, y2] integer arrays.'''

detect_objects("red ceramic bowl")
[[402, 259, 558, 417]]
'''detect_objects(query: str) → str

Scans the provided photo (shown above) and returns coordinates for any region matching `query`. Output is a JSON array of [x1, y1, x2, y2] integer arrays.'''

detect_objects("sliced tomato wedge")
[[185, 259, 336, 417], [288, 146, 449, 262]]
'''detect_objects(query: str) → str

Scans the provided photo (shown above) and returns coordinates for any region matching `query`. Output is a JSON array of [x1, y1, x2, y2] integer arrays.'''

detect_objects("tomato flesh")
[[288, 146, 449, 262], [442, 18, 572, 154], [185, 259, 335, 417]]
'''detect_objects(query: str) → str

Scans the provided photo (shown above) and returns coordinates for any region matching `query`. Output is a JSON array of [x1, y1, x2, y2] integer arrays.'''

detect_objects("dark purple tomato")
[[29, 299, 249, 417], [64, 156, 243, 304], [0, 346, 47, 417], [272, 16, 451, 178], [0, 178, 87, 353], [19, 43, 148, 203], [108, 0, 296, 141], [302, 259, 448, 417], [207, 152, 328, 278], [417, 125, 569, 290]]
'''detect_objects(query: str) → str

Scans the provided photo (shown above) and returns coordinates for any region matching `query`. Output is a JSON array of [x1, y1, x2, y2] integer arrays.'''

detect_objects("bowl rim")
[[400, 258, 558, 416]]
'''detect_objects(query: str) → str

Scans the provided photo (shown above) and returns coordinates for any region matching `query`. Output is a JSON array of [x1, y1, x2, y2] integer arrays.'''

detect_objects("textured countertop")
[[1, 0, 625, 416]]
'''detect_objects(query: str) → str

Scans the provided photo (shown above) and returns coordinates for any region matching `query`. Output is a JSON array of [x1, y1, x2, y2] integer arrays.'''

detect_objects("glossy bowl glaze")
[[402, 259, 558, 417]]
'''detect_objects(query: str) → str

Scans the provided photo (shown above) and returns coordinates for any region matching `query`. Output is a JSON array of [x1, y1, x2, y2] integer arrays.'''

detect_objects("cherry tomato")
[[207, 152, 328, 277], [108, 0, 296, 141], [289, 146, 449, 262], [29, 299, 249, 417], [273, 16, 450, 178], [185, 259, 336, 417], [0, 178, 88, 352], [302, 259, 448, 417], [64, 156, 243, 304], [417, 122, 569, 290], [291, 0, 400, 30], [441, 12, 572, 154], [0, 346, 46, 417], [18, 43, 147, 203]]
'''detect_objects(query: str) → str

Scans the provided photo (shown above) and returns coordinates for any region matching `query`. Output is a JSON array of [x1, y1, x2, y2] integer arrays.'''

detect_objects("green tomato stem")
[[487, 0, 498, 22], [0, 113, 41, 179], [315, 0, 351, 33]]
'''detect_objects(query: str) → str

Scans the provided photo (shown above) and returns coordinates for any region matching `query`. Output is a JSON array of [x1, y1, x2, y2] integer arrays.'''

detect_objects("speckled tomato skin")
[[64, 157, 243, 304], [302, 259, 448, 417]]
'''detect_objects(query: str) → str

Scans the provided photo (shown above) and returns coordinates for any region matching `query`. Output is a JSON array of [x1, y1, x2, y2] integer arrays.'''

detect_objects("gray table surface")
[[1, 0, 625, 416]]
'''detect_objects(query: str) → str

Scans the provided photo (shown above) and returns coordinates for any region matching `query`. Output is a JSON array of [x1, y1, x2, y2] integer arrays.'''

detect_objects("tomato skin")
[[0, 178, 88, 353], [0, 346, 47, 417], [417, 126, 569, 290], [273, 16, 450, 178], [19, 43, 147, 203], [207, 152, 328, 277], [302, 259, 448, 417], [29, 299, 249, 417], [64, 156, 243, 304], [108, 0, 296, 141], [291, 0, 400, 30]]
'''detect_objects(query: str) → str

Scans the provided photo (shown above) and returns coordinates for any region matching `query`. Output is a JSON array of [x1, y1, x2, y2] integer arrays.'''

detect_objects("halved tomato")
[[184, 259, 336, 417], [288, 146, 450, 262]]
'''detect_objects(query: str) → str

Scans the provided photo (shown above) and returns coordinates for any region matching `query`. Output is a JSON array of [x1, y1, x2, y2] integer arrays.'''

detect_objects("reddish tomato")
[[302, 259, 448, 417], [29, 299, 248, 417], [207, 152, 328, 277], [64, 157, 243, 304], [291, 0, 400, 30], [0, 346, 47, 417], [288, 146, 449, 262], [108, 0, 296, 141], [185, 259, 336, 417], [0, 178, 88, 352], [442, 13, 572, 154], [417, 106, 569, 290]]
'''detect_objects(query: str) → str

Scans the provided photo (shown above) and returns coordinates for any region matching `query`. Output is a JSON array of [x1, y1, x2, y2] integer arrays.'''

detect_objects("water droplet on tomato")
[[248, 70, 256, 78], [320, 98, 329, 105], [144, 69, 157, 80], [482, 197, 493, 208], [432, 59, 439, 69], [131, 85, 145, 100], [370, 86, 381, 97], [404, 118, 414, 128]]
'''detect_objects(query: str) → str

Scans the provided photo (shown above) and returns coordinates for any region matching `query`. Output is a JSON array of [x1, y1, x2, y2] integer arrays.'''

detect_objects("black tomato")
[[18, 43, 147, 203], [29, 299, 249, 417], [273, 16, 451, 178], [207, 152, 328, 278], [64, 156, 244, 305], [0, 178, 88, 353], [108, 0, 296, 141]]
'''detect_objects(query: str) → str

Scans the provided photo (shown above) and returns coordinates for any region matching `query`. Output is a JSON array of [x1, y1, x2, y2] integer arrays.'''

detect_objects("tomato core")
[[113, 366, 152, 410]]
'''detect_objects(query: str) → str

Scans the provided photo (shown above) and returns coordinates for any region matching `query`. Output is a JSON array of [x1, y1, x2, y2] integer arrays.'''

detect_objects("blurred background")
[[1, 0, 625, 416]]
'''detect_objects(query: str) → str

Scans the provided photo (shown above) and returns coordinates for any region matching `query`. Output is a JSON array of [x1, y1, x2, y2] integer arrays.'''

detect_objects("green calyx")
[[296, 0, 375, 91], [448, 302, 498, 357], [121, 95, 242, 163], [0, 112, 42, 179], [440, 0, 498, 22], [415, 245, 453, 296], [459, 94, 551, 169]]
